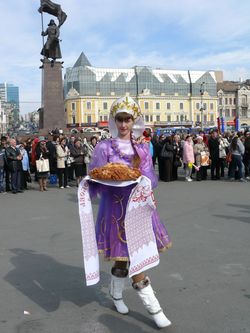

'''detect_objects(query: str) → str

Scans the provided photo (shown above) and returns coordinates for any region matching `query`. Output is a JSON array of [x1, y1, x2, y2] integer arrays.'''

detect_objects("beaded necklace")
[[110, 139, 134, 163]]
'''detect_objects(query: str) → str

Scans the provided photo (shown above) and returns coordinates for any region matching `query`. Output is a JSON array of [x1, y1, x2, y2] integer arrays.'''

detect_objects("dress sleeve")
[[89, 140, 109, 171], [134, 143, 158, 188], [88, 140, 110, 199]]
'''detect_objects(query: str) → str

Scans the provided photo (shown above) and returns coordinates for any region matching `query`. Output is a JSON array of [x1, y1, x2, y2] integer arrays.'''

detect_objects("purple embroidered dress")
[[89, 138, 171, 261]]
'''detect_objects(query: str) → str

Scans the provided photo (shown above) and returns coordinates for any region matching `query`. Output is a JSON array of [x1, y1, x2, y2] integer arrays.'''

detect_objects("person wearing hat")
[[85, 96, 172, 328], [69, 138, 88, 186], [41, 19, 62, 60], [208, 130, 220, 180], [194, 136, 209, 181], [35, 137, 50, 191], [183, 135, 195, 181]]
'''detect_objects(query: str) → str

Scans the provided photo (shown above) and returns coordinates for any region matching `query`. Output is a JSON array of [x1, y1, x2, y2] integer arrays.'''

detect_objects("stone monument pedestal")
[[40, 59, 65, 132]]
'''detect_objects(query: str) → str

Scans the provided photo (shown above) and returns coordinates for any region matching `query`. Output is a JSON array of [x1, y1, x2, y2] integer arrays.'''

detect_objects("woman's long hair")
[[231, 137, 238, 151]]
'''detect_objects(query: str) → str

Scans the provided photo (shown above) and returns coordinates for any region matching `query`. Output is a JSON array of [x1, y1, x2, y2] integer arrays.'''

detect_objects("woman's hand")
[[132, 135, 146, 145]]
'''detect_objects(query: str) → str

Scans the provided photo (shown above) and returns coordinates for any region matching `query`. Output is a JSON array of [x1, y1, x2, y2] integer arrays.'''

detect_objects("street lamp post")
[[200, 82, 205, 131]]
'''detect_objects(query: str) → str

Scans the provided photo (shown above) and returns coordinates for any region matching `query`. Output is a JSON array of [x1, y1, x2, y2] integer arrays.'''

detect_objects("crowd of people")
[[0, 134, 98, 194], [0, 128, 250, 194], [151, 129, 250, 183]]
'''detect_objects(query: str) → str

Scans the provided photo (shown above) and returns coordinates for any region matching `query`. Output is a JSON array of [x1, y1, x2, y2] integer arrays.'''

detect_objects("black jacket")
[[5, 146, 23, 172]]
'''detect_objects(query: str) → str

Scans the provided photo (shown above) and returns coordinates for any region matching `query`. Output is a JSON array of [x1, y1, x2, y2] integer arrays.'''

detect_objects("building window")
[[99, 115, 103, 121], [103, 102, 108, 110], [156, 115, 160, 122], [196, 103, 200, 110], [145, 102, 149, 110], [145, 115, 149, 122], [242, 109, 247, 117], [71, 102, 76, 111], [233, 98, 236, 105], [210, 103, 214, 110], [203, 103, 206, 110], [185, 115, 187, 121], [72, 115, 76, 124], [180, 103, 183, 110], [176, 115, 179, 121], [225, 98, 228, 105], [229, 98, 232, 105], [180, 115, 184, 122], [210, 114, 214, 122], [87, 101, 91, 110], [242, 95, 247, 106], [232, 109, 236, 117], [225, 109, 230, 117], [167, 102, 171, 110], [167, 115, 171, 122], [104, 115, 108, 121], [156, 102, 160, 110], [196, 114, 200, 122], [87, 115, 92, 123]]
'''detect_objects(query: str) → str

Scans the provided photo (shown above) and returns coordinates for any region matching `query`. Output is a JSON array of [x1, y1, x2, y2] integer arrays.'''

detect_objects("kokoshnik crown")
[[110, 96, 143, 120], [109, 96, 145, 138]]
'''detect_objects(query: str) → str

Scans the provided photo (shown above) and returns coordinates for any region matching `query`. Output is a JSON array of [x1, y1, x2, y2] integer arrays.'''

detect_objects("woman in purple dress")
[[89, 96, 172, 328]]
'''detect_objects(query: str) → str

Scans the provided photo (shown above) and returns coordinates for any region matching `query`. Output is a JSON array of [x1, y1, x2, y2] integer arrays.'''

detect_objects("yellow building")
[[64, 52, 221, 130]]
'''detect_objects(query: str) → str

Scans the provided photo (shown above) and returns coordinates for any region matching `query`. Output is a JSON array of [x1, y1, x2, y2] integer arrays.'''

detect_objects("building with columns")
[[64, 52, 223, 129], [217, 80, 250, 128]]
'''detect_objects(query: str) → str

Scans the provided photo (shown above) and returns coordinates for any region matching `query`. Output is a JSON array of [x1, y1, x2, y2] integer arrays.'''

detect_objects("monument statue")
[[38, 0, 67, 131], [38, 0, 67, 60], [41, 19, 61, 60]]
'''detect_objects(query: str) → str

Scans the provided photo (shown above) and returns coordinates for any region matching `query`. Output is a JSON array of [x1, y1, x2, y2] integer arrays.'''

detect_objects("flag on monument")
[[38, 0, 67, 27]]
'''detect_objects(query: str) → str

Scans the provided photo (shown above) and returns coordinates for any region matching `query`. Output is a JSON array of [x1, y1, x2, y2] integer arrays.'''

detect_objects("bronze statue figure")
[[41, 19, 62, 60], [38, 0, 67, 61]]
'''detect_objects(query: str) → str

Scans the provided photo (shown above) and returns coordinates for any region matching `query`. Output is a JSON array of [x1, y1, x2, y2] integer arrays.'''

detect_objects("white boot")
[[110, 275, 129, 314], [135, 279, 171, 328]]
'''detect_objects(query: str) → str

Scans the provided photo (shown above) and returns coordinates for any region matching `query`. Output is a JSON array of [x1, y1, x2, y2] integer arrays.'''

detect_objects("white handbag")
[[36, 158, 50, 172]]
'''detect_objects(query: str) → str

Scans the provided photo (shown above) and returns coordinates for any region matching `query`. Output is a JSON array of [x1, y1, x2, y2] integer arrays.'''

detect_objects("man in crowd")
[[5, 138, 23, 194], [208, 130, 220, 180]]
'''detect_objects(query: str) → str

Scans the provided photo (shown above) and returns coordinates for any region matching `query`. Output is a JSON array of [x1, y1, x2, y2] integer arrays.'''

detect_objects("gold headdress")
[[110, 96, 142, 120], [109, 96, 145, 138]]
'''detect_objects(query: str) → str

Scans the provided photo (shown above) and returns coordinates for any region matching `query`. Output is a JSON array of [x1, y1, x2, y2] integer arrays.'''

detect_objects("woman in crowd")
[[70, 138, 88, 186], [229, 135, 245, 182], [35, 137, 50, 191], [31, 137, 39, 180], [83, 136, 98, 174], [218, 134, 229, 178], [183, 135, 194, 182], [56, 137, 70, 189], [86, 96, 172, 328], [19, 142, 30, 190], [194, 136, 209, 181], [243, 131, 250, 180], [158, 136, 174, 182], [172, 134, 182, 180]]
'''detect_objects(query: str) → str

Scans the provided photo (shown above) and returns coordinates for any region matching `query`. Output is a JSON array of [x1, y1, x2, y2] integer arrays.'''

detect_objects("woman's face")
[[75, 141, 81, 148], [61, 139, 66, 146], [91, 138, 97, 146], [115, 114, 134, 138], [174, 135, 180, 142]]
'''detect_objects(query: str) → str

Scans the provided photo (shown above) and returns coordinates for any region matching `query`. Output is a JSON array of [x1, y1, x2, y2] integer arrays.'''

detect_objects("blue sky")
[[1, 0, 250, 114]]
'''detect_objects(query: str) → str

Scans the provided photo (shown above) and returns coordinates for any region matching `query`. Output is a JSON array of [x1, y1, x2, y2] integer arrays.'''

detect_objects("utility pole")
[[200, 82, 205, 131]]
